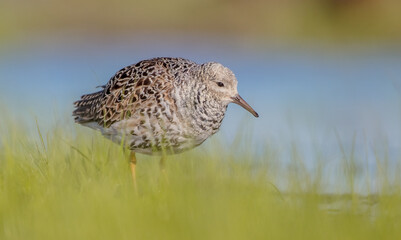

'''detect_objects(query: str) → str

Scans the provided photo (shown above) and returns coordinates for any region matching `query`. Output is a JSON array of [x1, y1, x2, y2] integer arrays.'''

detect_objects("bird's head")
[[201, 62, 259, 118]]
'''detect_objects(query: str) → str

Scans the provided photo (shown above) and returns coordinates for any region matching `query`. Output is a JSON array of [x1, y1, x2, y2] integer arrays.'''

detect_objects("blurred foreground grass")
[[1, 116, 401, 240]]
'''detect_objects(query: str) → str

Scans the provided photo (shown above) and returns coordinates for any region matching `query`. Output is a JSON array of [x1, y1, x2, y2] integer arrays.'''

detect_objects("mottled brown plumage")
[[73, 57, 258, 155]]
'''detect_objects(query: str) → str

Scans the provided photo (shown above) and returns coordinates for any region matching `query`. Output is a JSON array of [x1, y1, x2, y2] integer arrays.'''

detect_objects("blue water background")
[[1, 35, 400, 192]]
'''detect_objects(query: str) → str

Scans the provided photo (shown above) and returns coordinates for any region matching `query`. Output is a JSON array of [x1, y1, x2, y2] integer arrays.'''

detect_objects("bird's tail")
[[72, 90, 104, 123]]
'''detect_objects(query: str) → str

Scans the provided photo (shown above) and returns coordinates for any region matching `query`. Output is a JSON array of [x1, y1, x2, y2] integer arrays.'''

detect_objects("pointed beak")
[[231, 94, 259, 118]]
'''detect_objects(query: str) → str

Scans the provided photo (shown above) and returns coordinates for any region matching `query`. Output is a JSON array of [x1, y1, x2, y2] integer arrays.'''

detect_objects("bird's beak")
[[231, 94, 259, 118]]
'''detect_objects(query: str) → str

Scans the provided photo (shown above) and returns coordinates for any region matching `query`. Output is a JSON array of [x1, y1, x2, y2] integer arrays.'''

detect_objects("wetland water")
[[1, 36, 400, 192]]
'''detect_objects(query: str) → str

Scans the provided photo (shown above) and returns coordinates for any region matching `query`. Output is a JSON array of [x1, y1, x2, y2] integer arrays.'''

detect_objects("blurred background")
[[1, 0, 401, 192]]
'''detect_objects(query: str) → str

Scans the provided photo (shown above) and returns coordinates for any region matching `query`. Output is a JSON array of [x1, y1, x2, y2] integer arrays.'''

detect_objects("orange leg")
[[130, 151, 138, 193], [160, 155, 166, 171], [160, 155, 169, 183]]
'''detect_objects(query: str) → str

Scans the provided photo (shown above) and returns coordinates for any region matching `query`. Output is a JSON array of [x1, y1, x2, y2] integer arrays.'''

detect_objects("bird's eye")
[[217, 82, 224, 87]]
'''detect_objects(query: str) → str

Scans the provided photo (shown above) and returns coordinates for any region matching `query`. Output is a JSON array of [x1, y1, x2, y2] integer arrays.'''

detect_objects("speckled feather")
[[73, 57, 242, 154]]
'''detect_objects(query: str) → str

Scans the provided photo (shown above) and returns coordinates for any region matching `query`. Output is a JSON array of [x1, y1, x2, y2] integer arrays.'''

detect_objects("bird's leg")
[[160, 155, 169, 183], [130, 151, 138, 193], [159, 154, 166, 171]]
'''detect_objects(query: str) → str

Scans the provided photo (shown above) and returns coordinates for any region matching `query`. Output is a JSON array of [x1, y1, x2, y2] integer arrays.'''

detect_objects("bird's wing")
[[73, 58, 177, 127]]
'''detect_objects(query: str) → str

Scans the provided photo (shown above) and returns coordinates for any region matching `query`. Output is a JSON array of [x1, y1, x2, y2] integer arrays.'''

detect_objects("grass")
[[0, 116, 401, 240]]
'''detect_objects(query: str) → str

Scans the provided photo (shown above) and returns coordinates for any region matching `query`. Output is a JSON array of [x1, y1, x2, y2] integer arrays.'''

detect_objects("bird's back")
[[73, 57, 196, 126], [73, 57, 200, 153]]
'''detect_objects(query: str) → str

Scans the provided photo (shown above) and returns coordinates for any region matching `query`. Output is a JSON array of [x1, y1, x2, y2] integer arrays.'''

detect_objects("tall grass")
[[0, 116, 400, 240]]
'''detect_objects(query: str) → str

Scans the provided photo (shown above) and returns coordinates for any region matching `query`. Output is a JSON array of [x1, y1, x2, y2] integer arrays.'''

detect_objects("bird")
[[73, 57, 258, 186]]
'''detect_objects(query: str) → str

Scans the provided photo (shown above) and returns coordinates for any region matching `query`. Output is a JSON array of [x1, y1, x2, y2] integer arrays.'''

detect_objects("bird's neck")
[[175, 79, 227, 136]]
